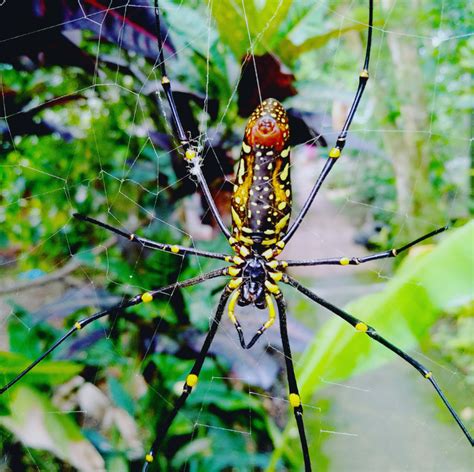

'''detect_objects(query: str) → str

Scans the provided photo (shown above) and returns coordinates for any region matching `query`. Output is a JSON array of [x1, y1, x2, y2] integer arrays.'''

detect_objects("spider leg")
[[153, 0, 231, 239], [228, 290, 277, 349], [142, 285, 232, 470], [284, 274, 474, 447], [74, 213, 229, 261], [285, 226, 448, 267], [275, 292, 312, 471], [0, 268, 228, 395], [282, 0, 373, 244]]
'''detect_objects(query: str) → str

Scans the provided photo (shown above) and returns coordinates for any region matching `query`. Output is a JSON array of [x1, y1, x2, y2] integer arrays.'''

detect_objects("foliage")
[[268, 221, 474, 470]]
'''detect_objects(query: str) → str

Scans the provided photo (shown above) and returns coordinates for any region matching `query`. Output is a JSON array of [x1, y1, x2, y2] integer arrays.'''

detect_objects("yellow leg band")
[[270, 271, 283, 282], [141, 292, 153, 303], [355, 322, 368, 332], [329, 147, 341, 158], [228, 266, 241, 277], [289, 393, 301, 408], [239, 245, 251, 257], [229, 277, 243, 289], [228, 290, 240, 324], [170, 245, 180, 253], [425, 371, 433, 379], [265, 294, 276, 329], [74, 322, 82, 330], [186, 374, 198, 387], [145, 454, 154, 463], [340, 257, 350, 265], [265, 280, 280, 294]]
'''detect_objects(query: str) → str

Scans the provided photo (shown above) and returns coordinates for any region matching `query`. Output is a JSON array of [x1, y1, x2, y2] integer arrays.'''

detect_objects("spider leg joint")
[[232, 256, 245, 266], [269, 271, 283, 282], [141, 292, 154, 303], [355, 322, 368, 333], [229, 277, 243, 289], [289, 393, 301, 408], [186, 374, 198, 387], [239, 245, 251, 257], [227, 266, 241, 277], [265, 280, 280, 294]]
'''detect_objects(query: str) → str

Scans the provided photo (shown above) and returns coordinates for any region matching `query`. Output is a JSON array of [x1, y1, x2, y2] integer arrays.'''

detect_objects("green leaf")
[[212, 0, 293, 59], [267, 221, 474, 470], [212, 0, 258, 59], [278, 23, 369, 64], [0, 385, 103, 469], [0, 351, 83, 387], [108, 376, 135, 416]]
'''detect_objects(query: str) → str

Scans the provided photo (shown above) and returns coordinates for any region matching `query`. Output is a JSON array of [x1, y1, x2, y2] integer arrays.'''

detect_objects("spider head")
[[245, 98, 288, 151], [238, 257, 267, 309]]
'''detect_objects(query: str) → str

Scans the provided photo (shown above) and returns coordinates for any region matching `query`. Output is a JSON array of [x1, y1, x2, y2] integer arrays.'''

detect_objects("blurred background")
[[0, 0, 472, 471]]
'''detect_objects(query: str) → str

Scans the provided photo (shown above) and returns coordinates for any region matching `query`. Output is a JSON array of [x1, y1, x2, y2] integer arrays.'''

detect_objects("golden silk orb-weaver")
[[1, 1, 472, 471]]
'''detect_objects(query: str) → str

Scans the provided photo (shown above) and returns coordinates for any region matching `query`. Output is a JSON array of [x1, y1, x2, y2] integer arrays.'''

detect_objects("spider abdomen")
[[231, 98, 292, 249]]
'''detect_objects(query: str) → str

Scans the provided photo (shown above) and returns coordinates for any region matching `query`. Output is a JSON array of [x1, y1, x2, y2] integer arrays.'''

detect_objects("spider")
[[1, 0, 472, 470]]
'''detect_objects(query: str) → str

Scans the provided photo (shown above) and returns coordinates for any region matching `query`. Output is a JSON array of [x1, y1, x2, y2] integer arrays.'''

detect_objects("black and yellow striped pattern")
[[231, 99, 292, 249]]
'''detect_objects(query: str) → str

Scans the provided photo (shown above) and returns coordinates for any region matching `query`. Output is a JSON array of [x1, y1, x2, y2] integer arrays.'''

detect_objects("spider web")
[[0, 0, 472, 471]]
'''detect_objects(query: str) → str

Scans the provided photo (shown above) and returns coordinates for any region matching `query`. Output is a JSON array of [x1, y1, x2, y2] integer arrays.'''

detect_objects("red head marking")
[[245, 99, 288, 151]]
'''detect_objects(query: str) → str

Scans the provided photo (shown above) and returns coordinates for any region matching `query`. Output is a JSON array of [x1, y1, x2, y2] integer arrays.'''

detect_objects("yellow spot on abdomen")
[[231, 207, 242, 227], [280, 163, 289, 181], [237, 160, 246, 184], [242, 142, 251, 154]]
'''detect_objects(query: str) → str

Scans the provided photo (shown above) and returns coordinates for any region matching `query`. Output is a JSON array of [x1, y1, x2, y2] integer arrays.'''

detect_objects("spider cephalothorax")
[[238, 256, 267, 308]]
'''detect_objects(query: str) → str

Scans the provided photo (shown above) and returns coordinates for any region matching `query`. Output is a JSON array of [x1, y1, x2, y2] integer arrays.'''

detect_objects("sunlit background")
[[0, 0, 472, 471]]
